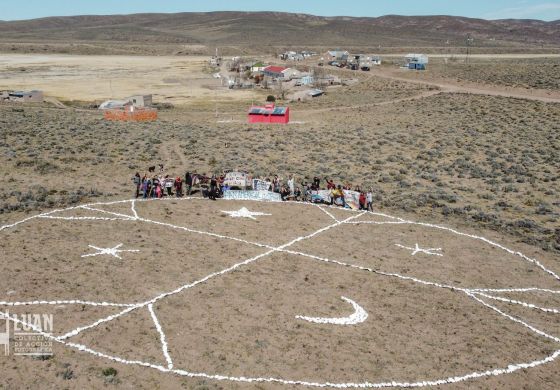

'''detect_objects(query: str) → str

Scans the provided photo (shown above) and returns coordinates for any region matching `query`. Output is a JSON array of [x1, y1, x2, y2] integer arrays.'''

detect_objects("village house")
[[263, 65, 289, 79], [326, 50, 349, 62], [251, 61, 267, 73], [281, 68, 301, 80], [1, 90, 44, 103], [405, 54, 429, 70], [127, 94, 152, 108]]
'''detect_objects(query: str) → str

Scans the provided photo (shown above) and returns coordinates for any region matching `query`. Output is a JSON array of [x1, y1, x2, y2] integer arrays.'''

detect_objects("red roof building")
[[248, 103, 290, 124], [263, 65, 288, 78]]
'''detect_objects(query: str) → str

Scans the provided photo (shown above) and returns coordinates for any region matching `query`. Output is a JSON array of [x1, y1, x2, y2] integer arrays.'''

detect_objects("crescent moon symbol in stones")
[[295, 296, 368, 325]]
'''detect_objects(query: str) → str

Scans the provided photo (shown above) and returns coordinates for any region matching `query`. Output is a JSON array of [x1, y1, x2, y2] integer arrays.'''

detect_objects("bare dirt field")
[[1, 198, 559, 389], [0, 54, 261, 106]]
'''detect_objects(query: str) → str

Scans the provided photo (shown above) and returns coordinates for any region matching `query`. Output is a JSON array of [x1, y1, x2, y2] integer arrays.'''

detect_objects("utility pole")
[[465, 34, 474, 64]]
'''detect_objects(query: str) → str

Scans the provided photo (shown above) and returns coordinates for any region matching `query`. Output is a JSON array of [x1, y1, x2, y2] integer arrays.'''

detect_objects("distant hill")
[[0, 12, 558, 55]]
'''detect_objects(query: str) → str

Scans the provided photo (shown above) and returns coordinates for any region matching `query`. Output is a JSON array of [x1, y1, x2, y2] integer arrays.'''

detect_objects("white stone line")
[[3, 308, 560, 389], [471, 292, 560, 314], [282, 248, 464, 292], [148, 304, 174, 369], [466, 292, 560, 343], [81, 205, 138, 220], [140, 212, 363, 309], [395, 243, 443, 257], [313, 203, 406, 223], [316, 205, 340, 223], [345, 221, 410, 225], [38, 215, 131, 222], [469, 287, 560, 294], [0, 214, 41, 231], [403, 221, 559, 281], [3, 196, 557, 282], [56, 305, 140, 340], [0, 199, 141, 231], [0, 300, 134, 307], [296, 296, 368, 325], [131, 199, 139, 219], [100, 213, 362, 333], [136, 216, 275, 250], [57, 212, 355, 341]]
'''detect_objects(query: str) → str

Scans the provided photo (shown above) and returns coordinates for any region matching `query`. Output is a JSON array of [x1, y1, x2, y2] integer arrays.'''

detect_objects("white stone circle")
[[1, 197, 559, 388]]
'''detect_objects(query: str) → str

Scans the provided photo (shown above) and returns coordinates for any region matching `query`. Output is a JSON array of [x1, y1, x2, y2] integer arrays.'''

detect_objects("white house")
[[251, 61, 267, 72], [281, 68, 301, 80], [326, 50, 349, 61], [127, 94, 152, 108]]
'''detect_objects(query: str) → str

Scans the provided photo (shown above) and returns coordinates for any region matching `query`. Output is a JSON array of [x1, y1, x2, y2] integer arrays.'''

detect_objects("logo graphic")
[[0, 313, 9, 356], [0, 311, 54, 356]]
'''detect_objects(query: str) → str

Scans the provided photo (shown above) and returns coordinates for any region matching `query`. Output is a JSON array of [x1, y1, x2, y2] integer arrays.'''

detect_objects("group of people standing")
[[132, 171, 218, 200], [132, 171, 374, 211], [133, 173, 185, 199]]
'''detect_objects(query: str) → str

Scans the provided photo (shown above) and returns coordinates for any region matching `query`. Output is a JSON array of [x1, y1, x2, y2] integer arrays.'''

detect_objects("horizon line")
[[1, 10, 558, 23]]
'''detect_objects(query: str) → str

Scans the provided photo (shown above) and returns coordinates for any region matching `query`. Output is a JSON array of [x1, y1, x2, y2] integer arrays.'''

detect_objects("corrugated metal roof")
[[264, 65, 288, 73]]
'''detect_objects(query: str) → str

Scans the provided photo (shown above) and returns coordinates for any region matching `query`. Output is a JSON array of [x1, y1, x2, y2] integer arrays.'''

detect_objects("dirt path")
[[294, 89, 443, 116], [372, 69, 560, 104]]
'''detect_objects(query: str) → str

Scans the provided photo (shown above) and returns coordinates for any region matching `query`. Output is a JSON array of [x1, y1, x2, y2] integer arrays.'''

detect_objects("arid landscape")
[[1, 9, 559, 390]]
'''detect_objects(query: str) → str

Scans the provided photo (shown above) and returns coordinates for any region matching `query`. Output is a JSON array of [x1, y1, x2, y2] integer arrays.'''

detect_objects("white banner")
[[223, 172, 250, 188], [252, 179, 271, 191], [223, 190, 281, 202]]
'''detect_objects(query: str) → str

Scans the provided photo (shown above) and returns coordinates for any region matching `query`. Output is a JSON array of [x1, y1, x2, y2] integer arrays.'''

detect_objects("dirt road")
[[372, 68, 560, 104]]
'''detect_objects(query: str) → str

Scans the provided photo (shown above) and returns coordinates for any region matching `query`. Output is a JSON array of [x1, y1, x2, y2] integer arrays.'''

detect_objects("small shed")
[[301, 75, 314, 85], [405, 54, 429, 70], [127, 94, 152, 108], [248, 103, 290, 124]]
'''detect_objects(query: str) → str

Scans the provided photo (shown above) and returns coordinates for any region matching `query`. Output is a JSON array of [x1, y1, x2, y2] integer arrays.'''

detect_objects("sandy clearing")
[[0, 54, 259, 105]]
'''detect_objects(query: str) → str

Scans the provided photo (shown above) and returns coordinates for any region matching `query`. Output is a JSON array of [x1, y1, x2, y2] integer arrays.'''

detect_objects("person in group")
[[331, 185, 345, 207], [287, 175, 295, 195], [313, 176, 320, 190], [174, 177, 183, 197], [366, 189, 374, 211], [185, 172, 192, 196], [273, 175, 281, 193], [280, 185, 291, 201], [146, 177, 153, 198], [164, 175, 173, 196], [359, 191, 367, 210], [141, 176, 149, 199], [152, 176, 159, 198], [209, 175, 217, 200], [326, 178, 336, 190], [155, 181, 162, 198], [132, 172, 141, 198], [294, 186, 302, 201]]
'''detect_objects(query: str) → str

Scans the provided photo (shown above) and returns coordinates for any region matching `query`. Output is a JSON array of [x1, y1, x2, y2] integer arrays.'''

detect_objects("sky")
[[1, 0, 559, 21]]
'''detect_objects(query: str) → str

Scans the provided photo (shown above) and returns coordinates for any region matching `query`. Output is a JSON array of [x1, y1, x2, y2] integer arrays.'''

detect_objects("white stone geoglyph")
[[1, 197, 559, 388]]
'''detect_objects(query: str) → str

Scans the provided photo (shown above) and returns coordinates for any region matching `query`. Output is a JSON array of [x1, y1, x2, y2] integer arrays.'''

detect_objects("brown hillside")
[[0, 12, 558, 55]]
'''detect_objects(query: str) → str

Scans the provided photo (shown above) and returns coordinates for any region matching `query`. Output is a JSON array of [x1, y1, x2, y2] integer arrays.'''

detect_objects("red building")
[[248, 103, 290, 124], [263, 65, 288, 79]]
